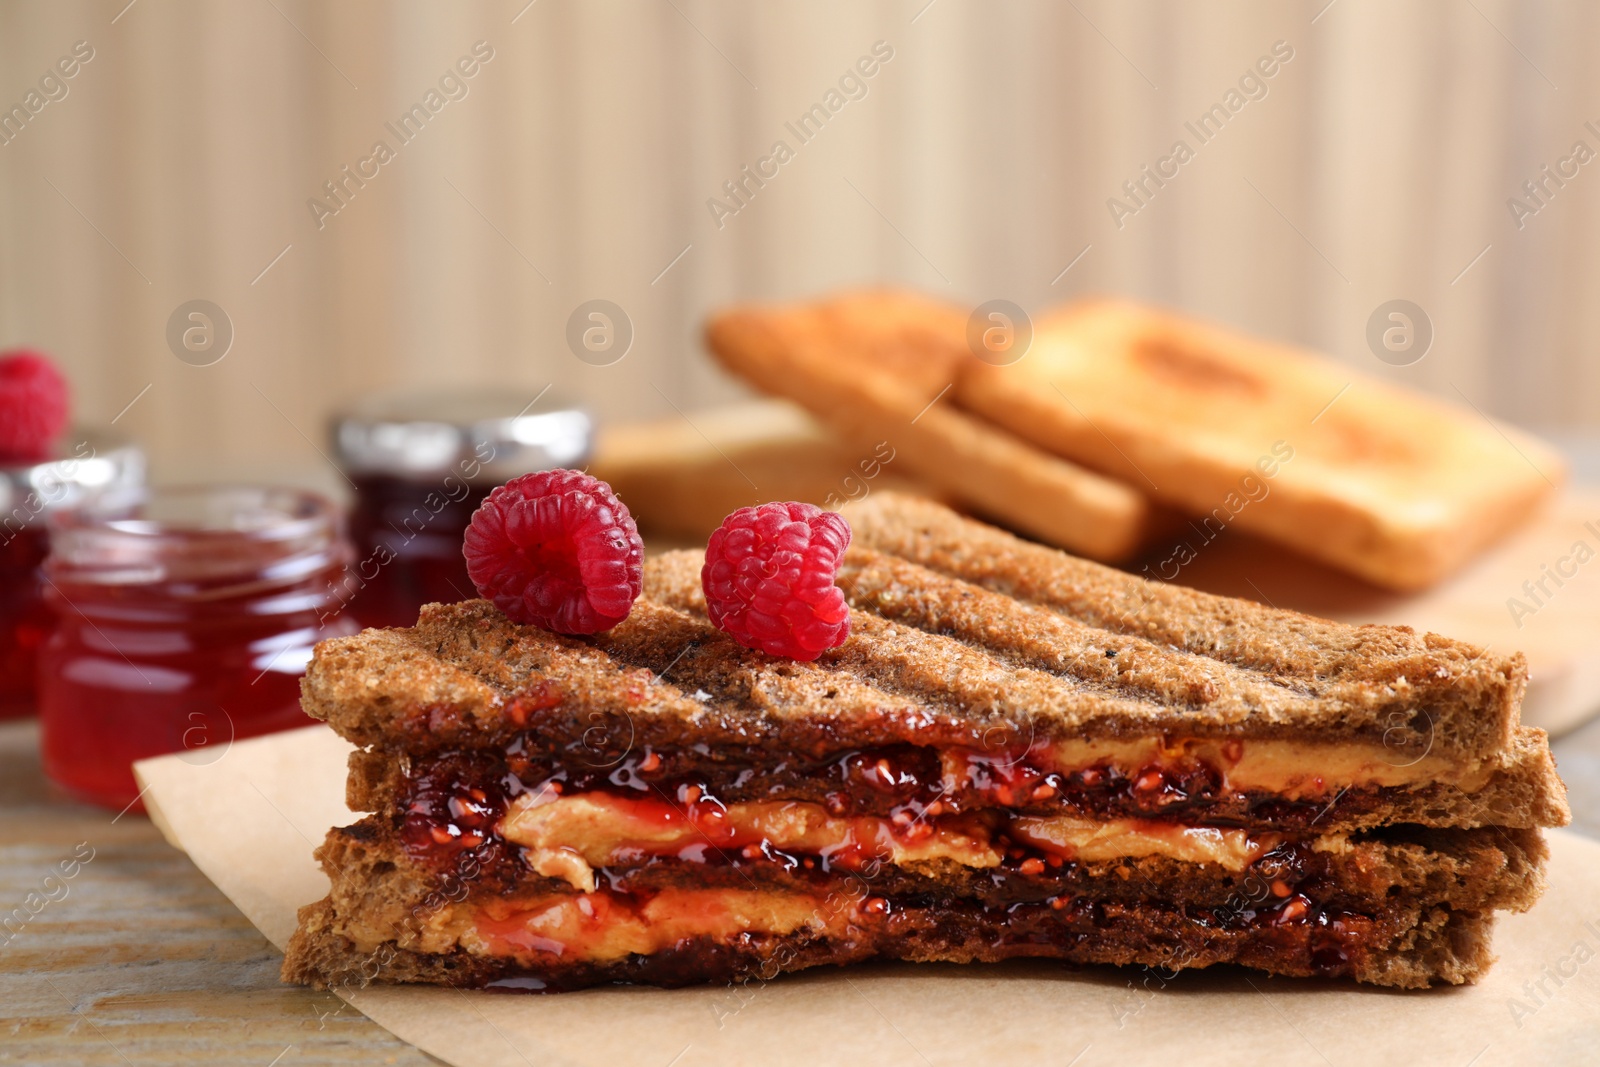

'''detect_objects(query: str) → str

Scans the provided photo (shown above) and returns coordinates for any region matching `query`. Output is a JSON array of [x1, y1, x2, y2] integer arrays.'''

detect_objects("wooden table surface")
[[0, 719, 437, 1066], [6, 710, 1600, 1066]]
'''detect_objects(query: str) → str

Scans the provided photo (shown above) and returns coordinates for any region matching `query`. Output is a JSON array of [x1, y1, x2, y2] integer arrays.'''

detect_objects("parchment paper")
[[135, 725, 1600, 1067]]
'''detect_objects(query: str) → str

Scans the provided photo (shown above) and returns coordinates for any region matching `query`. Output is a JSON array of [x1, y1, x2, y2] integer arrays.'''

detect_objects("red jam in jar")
[[0, 432, 144, 718], [342, 474, 493, 628], [331, 390, 592, 628], [38, 486, 358, 810], [0, 523, 51, 718]]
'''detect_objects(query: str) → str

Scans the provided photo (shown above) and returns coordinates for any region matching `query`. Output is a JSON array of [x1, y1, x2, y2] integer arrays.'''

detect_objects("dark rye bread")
[[285, 811, 1528, 990], [303, 596, 1567, 832], [300, 494, 1539, 768], [641, 548, 1526, 761], [844, 492, 1526, 759], [303, 491, 1525, 756], [286, 896, 1496, 990], [285, 862, 1498, 992]]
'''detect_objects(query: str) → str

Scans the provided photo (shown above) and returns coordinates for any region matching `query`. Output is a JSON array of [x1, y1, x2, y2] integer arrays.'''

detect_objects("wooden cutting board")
[[1144, 489, 1600, 735]]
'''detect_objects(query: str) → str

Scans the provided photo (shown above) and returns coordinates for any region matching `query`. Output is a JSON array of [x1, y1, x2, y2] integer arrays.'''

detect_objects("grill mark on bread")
[[636, 551, 1162, 726], [840, 548, 1291, 708], [844, 492, 1524, 759], [846, 492, 1504, 680], [640, 547, 1282, 725], [597, 600, 935, 731], [301, 493, 1520, 761], [635, 546, 1491, 754]]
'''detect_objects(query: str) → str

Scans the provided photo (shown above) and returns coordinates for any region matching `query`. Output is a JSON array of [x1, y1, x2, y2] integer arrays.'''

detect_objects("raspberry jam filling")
[[395, 745, 1378, 983], [397, 734, 1375, 879], [397, 743, 1335, 900]]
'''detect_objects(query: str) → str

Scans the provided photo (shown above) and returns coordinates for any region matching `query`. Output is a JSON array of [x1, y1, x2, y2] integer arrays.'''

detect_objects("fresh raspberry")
[[702, 502, 852, 661], [463, 469, 643, 635], [0, 349, 71, 462]]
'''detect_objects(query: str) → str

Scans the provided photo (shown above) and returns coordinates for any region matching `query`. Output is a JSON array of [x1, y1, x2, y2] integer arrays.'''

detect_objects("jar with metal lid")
[[330, 390, 593, 628], [38, 485, 359, 810], [0, 430, 144, 718]]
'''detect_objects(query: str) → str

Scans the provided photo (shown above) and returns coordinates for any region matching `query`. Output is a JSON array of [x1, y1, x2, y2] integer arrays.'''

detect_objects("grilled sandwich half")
[[282, 493, 1567, 992]]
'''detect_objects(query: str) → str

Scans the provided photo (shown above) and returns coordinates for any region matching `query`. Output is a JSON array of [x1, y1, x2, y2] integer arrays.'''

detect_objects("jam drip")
[[399, 751, 511, 867]]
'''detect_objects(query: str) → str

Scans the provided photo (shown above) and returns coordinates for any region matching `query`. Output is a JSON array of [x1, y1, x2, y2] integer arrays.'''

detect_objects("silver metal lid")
[[0, 428, 146, 522], [331, 389, 593, 483]]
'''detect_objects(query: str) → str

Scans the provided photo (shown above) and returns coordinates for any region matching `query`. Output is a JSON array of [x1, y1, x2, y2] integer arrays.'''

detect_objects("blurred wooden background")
[[1, 0, 1597, 495]]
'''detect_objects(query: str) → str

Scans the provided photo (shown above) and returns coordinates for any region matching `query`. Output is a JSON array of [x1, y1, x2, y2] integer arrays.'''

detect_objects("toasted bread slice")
[[589, 400, 935, 540], [704, 290, 1169, 562], [285, 886, 1502, 990], [956, 297, 1566, 591], [285, 816, 1516, 990], [299, 496, 1567, 832]]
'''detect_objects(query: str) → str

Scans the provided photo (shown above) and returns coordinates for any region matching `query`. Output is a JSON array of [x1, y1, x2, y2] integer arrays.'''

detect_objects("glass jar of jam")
[[37, 485, 358, 810], [0, 431, 144, 719], [331, 390, 592, 628]]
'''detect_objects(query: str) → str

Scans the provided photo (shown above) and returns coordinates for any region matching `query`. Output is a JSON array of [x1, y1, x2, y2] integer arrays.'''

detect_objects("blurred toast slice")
[[704, 290, 1169, 563], [957, 297, 1566, 591], [590, 400, 933, 541]]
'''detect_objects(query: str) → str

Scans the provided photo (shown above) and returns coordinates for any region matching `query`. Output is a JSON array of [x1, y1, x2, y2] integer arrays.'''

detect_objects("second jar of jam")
[[0, 431, 143, 719], [331, 390, 592, 628], [38, 485, 359, 810]]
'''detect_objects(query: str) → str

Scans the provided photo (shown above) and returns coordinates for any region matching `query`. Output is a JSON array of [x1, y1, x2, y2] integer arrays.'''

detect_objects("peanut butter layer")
[[498, 790, 1284, 892]]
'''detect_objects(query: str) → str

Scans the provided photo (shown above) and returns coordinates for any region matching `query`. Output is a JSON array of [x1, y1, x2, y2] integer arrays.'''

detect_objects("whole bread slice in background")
[[704, 290, 1171, 563], [957, 297, 1567, 591], [589, 399, 935, 541]]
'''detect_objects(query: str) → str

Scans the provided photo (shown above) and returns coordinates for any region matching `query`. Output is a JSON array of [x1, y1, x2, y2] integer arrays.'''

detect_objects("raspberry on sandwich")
[[701, 501, 851, 661], [463, 469, 643, 635]]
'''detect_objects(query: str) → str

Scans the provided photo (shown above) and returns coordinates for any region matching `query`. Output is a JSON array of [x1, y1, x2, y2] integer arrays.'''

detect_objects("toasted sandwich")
[[282, 493, 1566, 992]]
